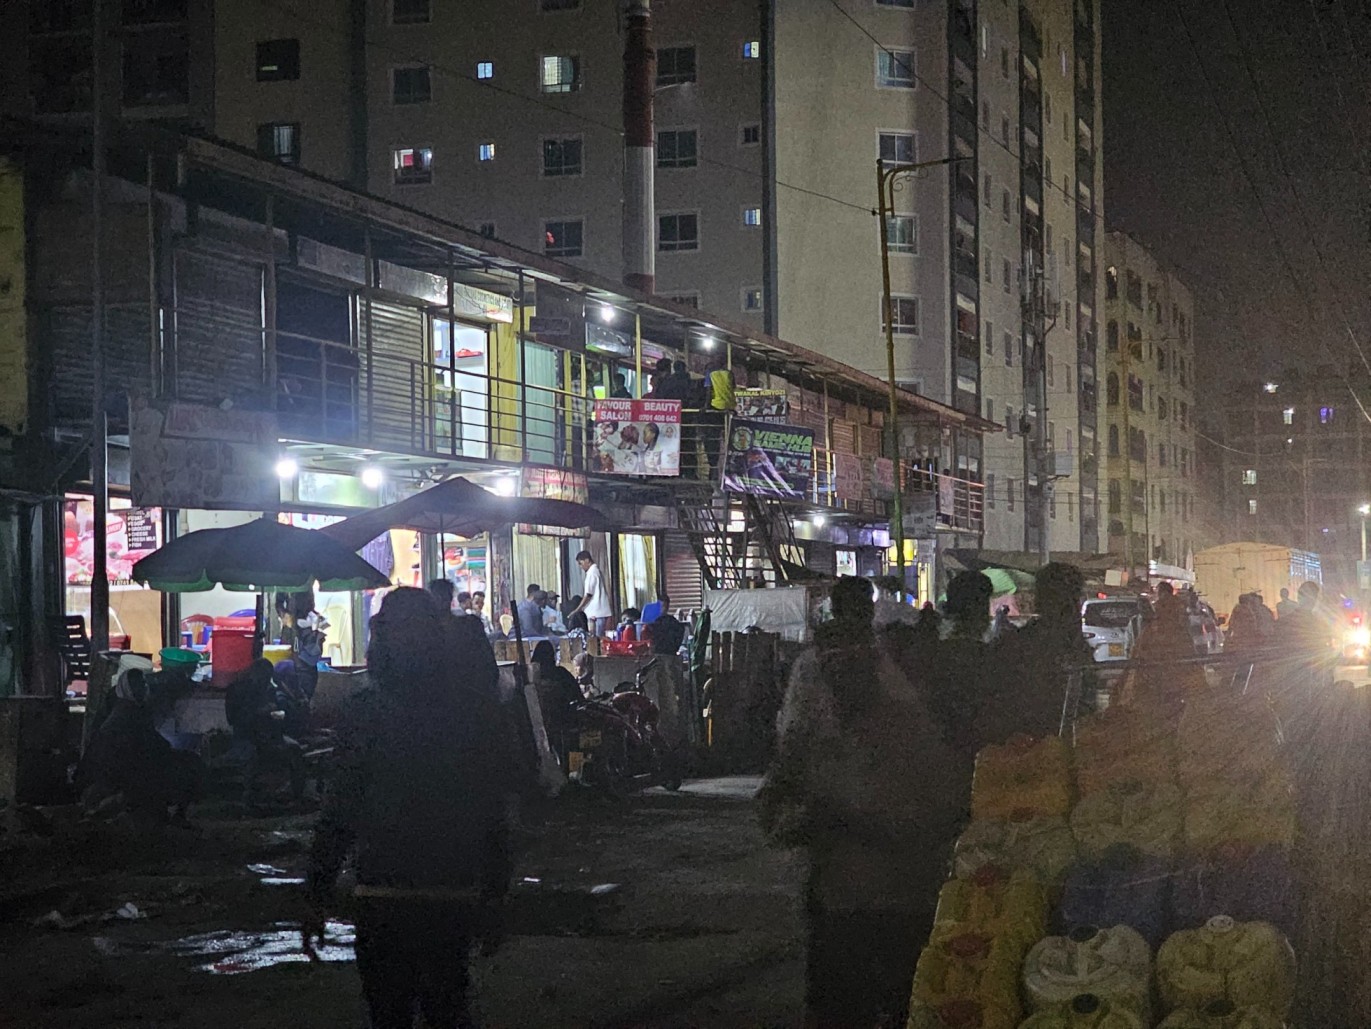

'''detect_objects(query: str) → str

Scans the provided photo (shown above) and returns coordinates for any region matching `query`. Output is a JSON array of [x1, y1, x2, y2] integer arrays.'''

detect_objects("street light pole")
[[877, 155, 957, 593], [1358, 504, 1369, 562]]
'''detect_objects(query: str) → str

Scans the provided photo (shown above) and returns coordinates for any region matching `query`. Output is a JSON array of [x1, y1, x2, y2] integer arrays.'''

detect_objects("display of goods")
[[1182, 779, 1295, 853], [1156, 999, 1285, 1029], [1017, 992, 1147, 1029], [908, 929, 1024, 1029], [1156, 916, 1296, 1018], [1055, 845, 1170, 947], [1022, 925, 1152, 1022], [1070, 779, 1184, 861], [1073, 703, 1178, 797], [933, 865, 1048, 952], [953, 814, 1077, 887], [1171, 844, 1295, 936], [908, 997, 1017, 1029], [971, 735, 1073, 821]]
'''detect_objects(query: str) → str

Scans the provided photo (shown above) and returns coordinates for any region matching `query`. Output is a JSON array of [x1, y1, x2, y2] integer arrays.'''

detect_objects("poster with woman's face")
[[591, 400, 682, 476]]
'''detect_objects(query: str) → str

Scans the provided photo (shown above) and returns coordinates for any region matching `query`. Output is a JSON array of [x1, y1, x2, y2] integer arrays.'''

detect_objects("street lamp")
[[877, 155, 959, 587], [1359, 503, 1370, 562]]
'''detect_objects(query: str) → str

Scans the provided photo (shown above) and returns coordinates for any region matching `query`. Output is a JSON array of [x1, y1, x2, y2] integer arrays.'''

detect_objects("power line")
[[266, 0, 875, 216], [1171, 0, 1371, 427], [1219, 0, 1371, 381]]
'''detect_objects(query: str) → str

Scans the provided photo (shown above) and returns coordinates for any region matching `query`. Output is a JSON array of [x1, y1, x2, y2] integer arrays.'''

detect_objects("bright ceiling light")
[[361, 466, 384, 490], [812, 513, 827, 528], [699, 336, 717, 350], [274, 457, 299, 479], [493, 477, 517, 497], [599, 305, 616, 324]]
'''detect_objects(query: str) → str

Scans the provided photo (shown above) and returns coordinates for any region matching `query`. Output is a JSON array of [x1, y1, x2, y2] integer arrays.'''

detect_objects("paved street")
[[2, 777, 805, 1029]]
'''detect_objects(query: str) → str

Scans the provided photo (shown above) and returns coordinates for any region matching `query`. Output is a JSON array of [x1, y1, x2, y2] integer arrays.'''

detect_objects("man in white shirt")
[[573, 550, 613, 637]]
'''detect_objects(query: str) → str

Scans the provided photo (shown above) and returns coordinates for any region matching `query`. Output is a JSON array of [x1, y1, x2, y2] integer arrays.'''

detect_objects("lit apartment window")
[[1249, 499, 1258, 516], [544, 220, 584, 258], [541, 0, 580, 9], [886, 215, 916, 253], [477, 142, 496, 162], [391, 0, 430, 24], [878, 131, 915, 163], [657, 46, 697, 86], [740, 123, 761, 146], [542, 137, 583, 176], [742, 206, 762, 227], [393, 147, 433, 184], [883, 295, 919, 335], [656, 129, 698, 168], [1321, 405, 1335, 424], [1242, 469, 1257, 485], [540, 54, 580, 93], [476, 61, 494, 80], [392, 66, 431, 104], [877, 48, 916, 88], [742, 287, 764, 312], [255, 39, 299, 82], [477, 222, 496, 239], [658, 212, 699, 252], [256, 122, 300, 165], [741, 40, 761, 60], [1283, 406, 1294, 425]]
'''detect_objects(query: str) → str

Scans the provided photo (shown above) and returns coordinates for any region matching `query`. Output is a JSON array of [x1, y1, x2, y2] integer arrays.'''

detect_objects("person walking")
[[305, 588, 514, 1029], [758, 576, 968, 1028], [1276, 586, 1299, 620], [1000, 562, 1095, 734], [572, 551, 613, 637]]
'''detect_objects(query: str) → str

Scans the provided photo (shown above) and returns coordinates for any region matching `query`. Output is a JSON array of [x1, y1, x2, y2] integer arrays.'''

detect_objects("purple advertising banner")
[[721, 419, 815, 499]]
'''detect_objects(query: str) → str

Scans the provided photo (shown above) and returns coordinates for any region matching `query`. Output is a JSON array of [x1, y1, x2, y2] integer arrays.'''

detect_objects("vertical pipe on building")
[[263, 194, 278, 420], [622, 0, 655, 293], [877, 165, 905, 585], [146, 155, 158, 395], [761, 0, 778, 335], [363, 225, 374, 438], [517, 269, 528, 462], [90, 0, 109, 652], [446, 249, 458, 457]]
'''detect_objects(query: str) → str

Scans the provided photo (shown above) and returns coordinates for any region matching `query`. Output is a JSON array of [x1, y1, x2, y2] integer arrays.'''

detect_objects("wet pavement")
[[1, 776, 804, 1028]]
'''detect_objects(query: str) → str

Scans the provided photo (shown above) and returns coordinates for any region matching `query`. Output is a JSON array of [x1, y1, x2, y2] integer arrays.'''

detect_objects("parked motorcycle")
[[568, 658, 683, 793]]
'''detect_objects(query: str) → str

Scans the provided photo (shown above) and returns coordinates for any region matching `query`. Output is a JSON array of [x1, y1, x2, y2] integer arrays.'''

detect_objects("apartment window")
[[1008, 476, 1017, 511], [544, 220, 584, 258], [1242, 469, 1257, 486], [742, 287, 764, 312], [392, 147, 433, 185], [886, 214, 917, 253], [657, 128, 698, 168], [666, 292, 701, 308], [879, 131, 916, 164], [877, 0, 916, 6], [1006, 406, 1016, 439], [884, 295, 920, 335], [983, 171, 993, 206], [392, 0, 430, 23], [740, 123, 761, 146], [877, 48, 916, 88], [987, 472, 996, 509], [984, 249, 993, 283], [1044, 91, 1053, 123], [657, 45, 697, 86], [1003, 331, 1013, 366], [985, 398, 995, 423], [476, 61, 494, 80], [477, 142, 496, 161], [1002, 258, 1011, 294], [1283, 406, 1294, 425], [1001, 46, 1010, 77], [741, 40, 761, 60], [658, 212, 699, 252], [984, 320, 994, 354], [1047, 354, 1055, 386], [540, 54, 581, 93], [477, 222, 497, 239], [1002, 189, 1012, 222], [981, 100, 990, 131], [541, 0, 580, 9], [1045, 155, 1053, 185], [1000, 114, 1010, 143], [256, 122, 300, 165], [255, 39, 299, 82], [1320, 405, 1335, 424], [392, 66, 431, 104], [542, 137, 583, 176], [743, 206, 762, 227], [1249, 499, 1258, 516], [1046, 223, 1053, 250]]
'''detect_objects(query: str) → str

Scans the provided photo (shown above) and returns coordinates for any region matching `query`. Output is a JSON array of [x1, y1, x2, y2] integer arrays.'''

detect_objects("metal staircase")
[[675, 493, 805, 590]]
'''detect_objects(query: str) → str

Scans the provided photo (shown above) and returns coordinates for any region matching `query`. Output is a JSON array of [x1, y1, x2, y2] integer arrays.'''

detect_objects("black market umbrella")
[[131, 518, 392, 593], [318, 476, 612, 553]]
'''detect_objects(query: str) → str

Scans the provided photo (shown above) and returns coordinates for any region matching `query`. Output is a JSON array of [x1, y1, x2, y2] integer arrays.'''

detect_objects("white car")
[[1082, 597, 1143, 663]]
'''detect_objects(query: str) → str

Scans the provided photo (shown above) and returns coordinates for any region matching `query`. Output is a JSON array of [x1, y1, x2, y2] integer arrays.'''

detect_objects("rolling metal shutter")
[[361, 298, 427, 452], [663, 530, 703, 614], [172, 249, 264, 408], [45, 303, 152, 427]]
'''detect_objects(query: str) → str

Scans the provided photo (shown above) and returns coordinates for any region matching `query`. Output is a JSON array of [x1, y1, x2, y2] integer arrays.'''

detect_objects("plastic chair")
[[180, 613, 214, 648]]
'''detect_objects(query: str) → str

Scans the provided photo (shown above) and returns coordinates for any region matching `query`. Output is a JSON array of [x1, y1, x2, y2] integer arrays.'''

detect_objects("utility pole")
[[622, 0, 655, 294], [877, 156, 958, 589], [90, 0, 110, 652]]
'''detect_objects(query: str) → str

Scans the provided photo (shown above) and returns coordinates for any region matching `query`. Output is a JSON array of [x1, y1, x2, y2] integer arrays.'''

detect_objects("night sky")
[[1102, 0, 1371, 394]]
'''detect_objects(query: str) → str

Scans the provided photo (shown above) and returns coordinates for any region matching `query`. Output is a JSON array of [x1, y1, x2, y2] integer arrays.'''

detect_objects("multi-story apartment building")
[[1100, 231, 1198, 577], [1, 0, 1103, 558]]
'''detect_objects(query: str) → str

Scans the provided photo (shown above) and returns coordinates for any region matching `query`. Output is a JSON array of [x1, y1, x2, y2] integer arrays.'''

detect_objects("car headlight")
[[1346, 626, 1371, 648]]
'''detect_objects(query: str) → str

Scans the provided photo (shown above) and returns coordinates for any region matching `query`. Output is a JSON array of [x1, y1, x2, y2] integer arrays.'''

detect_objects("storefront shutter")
[[361, 298, 427, 451], [663, 530, 703, 615], [172, 249, 265, 408], [44, 303, 152, 427]]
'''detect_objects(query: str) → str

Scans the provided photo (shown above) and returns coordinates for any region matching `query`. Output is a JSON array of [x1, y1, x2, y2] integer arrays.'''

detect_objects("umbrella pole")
[[253, 593, 265, 660]]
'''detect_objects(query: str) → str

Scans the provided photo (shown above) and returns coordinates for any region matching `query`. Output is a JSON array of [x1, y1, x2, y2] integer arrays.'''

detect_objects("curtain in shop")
[[513, 532, 561, 604], [616, 533, 657, 614]]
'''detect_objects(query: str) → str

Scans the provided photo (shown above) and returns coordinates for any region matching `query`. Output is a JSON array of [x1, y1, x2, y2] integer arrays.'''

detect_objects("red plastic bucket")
[[210, 627, 255, 687]]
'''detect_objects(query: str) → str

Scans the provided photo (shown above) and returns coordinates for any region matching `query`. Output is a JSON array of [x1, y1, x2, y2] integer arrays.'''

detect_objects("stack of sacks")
[[1156, 1000, 1286, 1029], [971, 735, 1073, 821], [906, 929, 1025, 1029], [1022, 924, 1152, 1024], [1055, 844, 1171, 948], [932, 865, 1048, 951], [1017, 991, 1147, 1028], [954, 812, 1078, 889], [1070, 778, 1184, 863], [1156, 917, 1296, 1022], [1170, 842, 1296, 936], [1073, 702, 1179, 798]]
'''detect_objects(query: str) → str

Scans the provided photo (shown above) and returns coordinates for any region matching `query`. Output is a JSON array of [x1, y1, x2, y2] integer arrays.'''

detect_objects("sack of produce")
[[933, 865, 1048, 951], [1070, 779, 1184, 861], [1156, 916, 1295, 1017], [1017, 993, 1147, 1029], [1056, 845, 1170, 947], [908, 930, 1023, 1029], [971, 734, 1072, 821], [1170, 843, 1295, 936], [1182, 777, 1295, 853], [1156, 999, 1285, 1029], [954, 813, 1077, 887], [1023, 924, 1152, 1022]]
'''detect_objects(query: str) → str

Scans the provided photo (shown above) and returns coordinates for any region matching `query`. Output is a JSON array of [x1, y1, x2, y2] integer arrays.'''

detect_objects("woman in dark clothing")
[[530, 640, 583, 762], [306, 588, 516, 1029]]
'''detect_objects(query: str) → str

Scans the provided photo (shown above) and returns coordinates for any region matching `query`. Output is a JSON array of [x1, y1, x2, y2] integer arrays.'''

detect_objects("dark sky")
[[1102, 0, 1371, 393]]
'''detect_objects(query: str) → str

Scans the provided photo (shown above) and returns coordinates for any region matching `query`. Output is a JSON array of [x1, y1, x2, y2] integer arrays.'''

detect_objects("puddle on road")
[[245, 863, 306, 886], [95, 920, 356, 974]]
